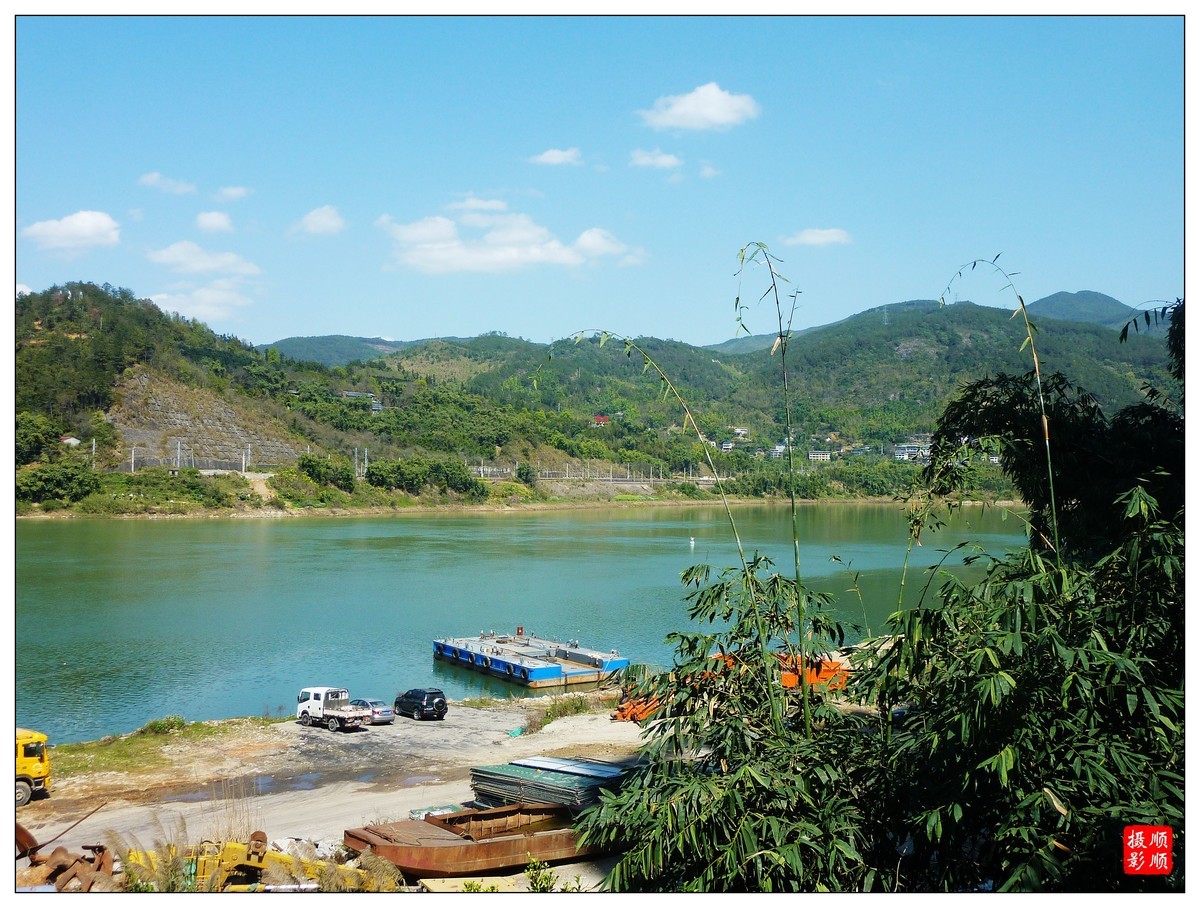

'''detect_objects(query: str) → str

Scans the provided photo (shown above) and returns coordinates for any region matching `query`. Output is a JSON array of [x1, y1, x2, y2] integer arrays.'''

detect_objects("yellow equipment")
[[124, 831, 374, 892], [16, 728, 51, 808]]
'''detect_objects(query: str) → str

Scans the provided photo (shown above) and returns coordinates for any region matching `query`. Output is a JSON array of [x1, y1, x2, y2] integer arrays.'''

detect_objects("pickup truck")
[[296, 687, 372, 732]]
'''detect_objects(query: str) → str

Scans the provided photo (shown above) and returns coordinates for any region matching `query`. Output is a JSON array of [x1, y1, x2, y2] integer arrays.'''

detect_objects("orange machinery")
[[611, 650, 851, 721]]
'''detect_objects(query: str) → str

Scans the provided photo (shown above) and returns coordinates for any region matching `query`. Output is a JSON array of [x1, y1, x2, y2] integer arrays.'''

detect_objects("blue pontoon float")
[[433, 626, 630, 688]]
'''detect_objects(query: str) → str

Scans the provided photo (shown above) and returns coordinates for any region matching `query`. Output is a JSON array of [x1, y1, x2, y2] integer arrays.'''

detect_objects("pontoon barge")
[[433, 627, 630, 688]]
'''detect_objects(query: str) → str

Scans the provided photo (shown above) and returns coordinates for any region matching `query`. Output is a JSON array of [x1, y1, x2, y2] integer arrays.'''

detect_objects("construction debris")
[[15, 826, 119, 893]]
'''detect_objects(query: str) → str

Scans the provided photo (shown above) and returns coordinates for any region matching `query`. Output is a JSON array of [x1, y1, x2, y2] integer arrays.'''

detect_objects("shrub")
[[138, 715, 186, 736], [297, 452, 356, 493], [15, 459, 101, 502]]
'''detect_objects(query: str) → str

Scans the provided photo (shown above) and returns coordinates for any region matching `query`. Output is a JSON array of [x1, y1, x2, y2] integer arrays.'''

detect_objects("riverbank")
[[16, 489, 1020, 520], [18, 695, 644, 891]]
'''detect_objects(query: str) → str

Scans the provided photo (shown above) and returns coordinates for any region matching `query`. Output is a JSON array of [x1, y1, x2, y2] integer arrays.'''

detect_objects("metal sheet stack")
[[469, 757, 626, 811]]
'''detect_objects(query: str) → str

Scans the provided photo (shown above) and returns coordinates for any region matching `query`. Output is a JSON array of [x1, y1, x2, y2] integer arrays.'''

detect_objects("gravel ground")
[[16, 700, 646, 891]]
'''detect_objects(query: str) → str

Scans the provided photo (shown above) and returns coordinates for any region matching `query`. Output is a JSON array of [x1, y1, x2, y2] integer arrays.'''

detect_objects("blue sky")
[[13, 14, 1185, 349]]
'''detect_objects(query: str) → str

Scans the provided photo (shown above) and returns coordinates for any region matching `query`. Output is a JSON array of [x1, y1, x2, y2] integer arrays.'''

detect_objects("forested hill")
[[1027, 290, 1161, 331], [703, 291, 1158, 355], [256, 334, 420, 364], [15, 282, 1169, 487]]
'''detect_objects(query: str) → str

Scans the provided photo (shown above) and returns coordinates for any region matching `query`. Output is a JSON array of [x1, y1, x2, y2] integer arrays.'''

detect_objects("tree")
[[922, 299, 1183, 558], [515, 462, 537, 487], [15, 412, 60, 466], [576, 255, 1182, 892], [15, 459, 101, 503], [854, 300, 1184, 892], [297, 453, 356, 493]]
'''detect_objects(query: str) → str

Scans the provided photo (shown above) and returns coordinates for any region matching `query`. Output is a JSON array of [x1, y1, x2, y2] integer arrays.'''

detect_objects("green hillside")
[[1026, 290, 1154, 331], [14, 281, 1171, 512], [257, 334, 420, 366]]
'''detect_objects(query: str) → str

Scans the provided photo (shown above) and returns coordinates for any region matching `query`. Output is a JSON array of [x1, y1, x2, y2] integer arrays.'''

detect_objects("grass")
[[51, 716, 286, 779], [202, 777, 266, 845], [457, 695, 515, 709], [522, 692, 618, 734]]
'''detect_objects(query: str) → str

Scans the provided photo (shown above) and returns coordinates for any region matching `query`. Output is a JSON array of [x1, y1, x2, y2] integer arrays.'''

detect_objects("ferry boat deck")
[[432, 627, 631, 688]]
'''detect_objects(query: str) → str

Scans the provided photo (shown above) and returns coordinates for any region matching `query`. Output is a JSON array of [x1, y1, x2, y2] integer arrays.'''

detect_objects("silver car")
[[350, 698, 395, 725]]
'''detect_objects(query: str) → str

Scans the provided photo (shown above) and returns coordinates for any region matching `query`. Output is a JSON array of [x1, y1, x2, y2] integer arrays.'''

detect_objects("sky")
[[11, 13, 1186, 349]]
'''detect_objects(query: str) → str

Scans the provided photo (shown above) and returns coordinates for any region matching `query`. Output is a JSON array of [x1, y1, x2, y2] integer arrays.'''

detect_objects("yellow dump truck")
[[16, 728, 51, 807]]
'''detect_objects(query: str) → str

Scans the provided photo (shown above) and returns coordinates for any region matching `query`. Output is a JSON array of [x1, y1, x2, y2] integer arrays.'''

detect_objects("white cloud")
[[138, 171, 197, 194], [573, 227, 627, 258], [196, 211, 233, 233], [630, 148, 683, 169], [530, 147, 582, 165], [377, 204, 637, 274], [292, 205, 346, 236], [148, 240, 261, 275], [447, 197, 508, 212], [21, 210, 120, 251], [151, 278, 254, 323], [783, 228, 853, 247], [461, 212, 552, 247], [700, 164, 720, 179], [216, 186, 251, 201], [376, 214, 458, 245], [16, 284, 33, 297], [639, 82, 760, 131]]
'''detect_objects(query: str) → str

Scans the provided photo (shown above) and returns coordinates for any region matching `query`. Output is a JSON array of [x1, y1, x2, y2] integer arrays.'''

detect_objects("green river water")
[[15, 502, 1027, 744]]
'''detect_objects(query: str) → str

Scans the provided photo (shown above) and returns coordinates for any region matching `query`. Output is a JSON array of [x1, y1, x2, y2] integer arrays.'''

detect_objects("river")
[[15, 502, 1027, 744]]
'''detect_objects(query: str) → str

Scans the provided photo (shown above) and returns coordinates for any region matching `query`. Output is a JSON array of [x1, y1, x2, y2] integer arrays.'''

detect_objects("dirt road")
[[16, 701, 646, 889]]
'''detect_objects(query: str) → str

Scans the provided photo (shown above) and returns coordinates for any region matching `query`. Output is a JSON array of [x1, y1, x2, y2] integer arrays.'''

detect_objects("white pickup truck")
[[296, 687, 373, 731]]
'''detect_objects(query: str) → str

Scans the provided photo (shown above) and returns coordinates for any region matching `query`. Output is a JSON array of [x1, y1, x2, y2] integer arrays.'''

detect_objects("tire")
[[328, 717, 340, 732], [16, 780, 32, 808], [300, 712, 311, 727], [412, 707, 421, 721]]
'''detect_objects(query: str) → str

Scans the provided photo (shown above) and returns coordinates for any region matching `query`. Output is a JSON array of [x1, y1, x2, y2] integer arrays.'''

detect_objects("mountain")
[[1026, 290, 1154, 332], [257, 334, 420, 366], [16, 282, 1172, 482], [712, 292, 1160, 353], [266, 292, 1155, 367]]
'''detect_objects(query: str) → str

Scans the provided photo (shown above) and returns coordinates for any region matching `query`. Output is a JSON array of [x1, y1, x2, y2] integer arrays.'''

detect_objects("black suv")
[[395, 688, 448, 720]]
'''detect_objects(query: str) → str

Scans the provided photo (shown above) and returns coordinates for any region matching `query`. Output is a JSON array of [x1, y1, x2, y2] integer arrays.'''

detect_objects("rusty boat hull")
[[344, 802, 599, 878]]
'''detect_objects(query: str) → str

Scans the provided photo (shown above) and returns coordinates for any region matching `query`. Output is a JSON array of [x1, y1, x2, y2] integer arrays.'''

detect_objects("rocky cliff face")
[[106, 367, 309, 469]]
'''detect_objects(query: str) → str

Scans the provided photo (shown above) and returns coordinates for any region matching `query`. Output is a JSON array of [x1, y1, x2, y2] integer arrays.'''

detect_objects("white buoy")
[[690, 537, 695, 548]]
